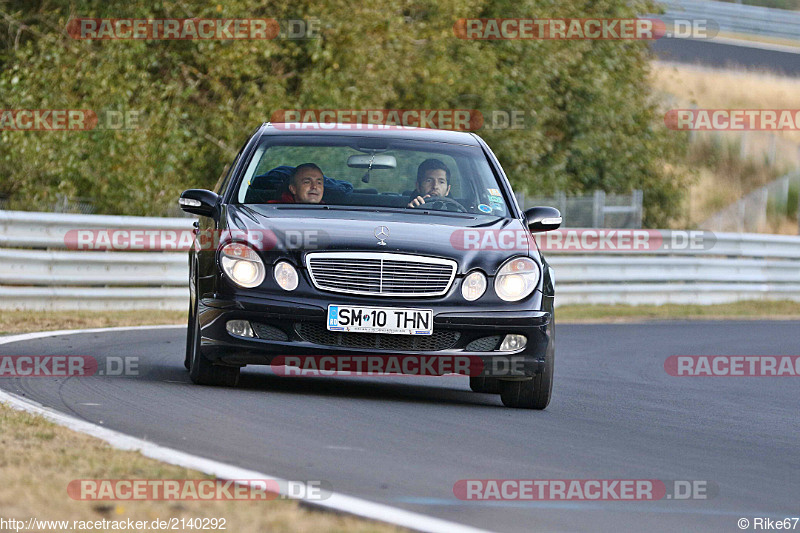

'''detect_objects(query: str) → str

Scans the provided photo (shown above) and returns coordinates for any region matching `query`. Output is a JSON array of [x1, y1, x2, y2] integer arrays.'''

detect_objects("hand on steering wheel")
[[408, 195, 467, 212], [407, 195, 430, 208], [426, 196, 468, 213]]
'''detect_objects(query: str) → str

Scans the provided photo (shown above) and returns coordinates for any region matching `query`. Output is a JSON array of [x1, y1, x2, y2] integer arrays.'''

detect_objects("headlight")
[[462, 270, 487, 301], [494, 257, 539, 302], [274, 261, 299, 291], [220, 243, 266, 288]]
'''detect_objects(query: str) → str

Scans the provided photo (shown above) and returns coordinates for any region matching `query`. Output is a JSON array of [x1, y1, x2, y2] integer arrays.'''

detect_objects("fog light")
[[226, 320, 254, 338], [274, 261, 299, 291], [462, 271, 487, 301], [500, 334, 527, 351]]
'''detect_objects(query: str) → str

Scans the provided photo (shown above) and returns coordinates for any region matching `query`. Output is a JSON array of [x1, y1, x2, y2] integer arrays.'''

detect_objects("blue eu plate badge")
[[328, 306, 342, 330]]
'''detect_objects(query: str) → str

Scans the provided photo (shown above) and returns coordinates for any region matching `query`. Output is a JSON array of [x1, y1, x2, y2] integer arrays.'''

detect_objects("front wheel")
[[184, 258, 196, 371], [499, 370, 552, 409], [183, 306, 193, 371], [186, 275, 239, 387], [469, 376, 501, 394], [499, 337, 554, 409], [500, 309, 555, 409]]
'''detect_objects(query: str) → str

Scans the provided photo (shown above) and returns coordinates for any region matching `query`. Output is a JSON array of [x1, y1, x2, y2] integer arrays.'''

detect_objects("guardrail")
[[0, 210, 192, 310], [0, 209, 193, 248], [658, 0, 800, 41], [1, 209, 800, 310]]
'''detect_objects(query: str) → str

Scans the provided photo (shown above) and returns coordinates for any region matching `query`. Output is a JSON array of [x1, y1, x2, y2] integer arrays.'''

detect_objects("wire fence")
[[700, 171, 800, 232], [517, 191, 644, 229]]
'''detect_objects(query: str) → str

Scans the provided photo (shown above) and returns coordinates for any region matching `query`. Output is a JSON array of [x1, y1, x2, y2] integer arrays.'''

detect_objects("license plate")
[[327, 305, 433, 335]]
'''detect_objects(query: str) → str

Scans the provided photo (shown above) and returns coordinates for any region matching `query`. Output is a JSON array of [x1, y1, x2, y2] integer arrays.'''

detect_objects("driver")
[[407, 159, 451, 208], [270, 163, 325, 204]]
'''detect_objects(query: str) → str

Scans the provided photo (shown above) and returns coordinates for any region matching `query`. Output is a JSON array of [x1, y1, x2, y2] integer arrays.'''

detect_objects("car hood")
[[226, 204, 532, 275]]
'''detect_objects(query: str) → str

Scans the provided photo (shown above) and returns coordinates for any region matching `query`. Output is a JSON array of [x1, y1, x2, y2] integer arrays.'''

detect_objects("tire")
[[186, 265, 239, 387], [188, 311, 240, 387], [184, 259, 196, 371], [500, 309, 555, 409], [183, 306, 193, 371], [469, 376, 501, 394], [499, 350, 553, 409]]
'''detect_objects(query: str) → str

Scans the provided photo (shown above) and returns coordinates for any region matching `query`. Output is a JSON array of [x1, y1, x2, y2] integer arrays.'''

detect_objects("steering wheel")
[[426, 197, 468, 213]]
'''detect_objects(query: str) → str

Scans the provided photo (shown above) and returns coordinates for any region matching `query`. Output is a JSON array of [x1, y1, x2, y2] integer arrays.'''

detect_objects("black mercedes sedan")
[[179, 123, 561, 409]]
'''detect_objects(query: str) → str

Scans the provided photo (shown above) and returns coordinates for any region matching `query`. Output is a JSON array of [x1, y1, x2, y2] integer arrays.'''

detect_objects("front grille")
[[295, 323, 460, 351], [252, 323, 289, 341], [465, 336, 503, 352], [306, 252, 456, 296]]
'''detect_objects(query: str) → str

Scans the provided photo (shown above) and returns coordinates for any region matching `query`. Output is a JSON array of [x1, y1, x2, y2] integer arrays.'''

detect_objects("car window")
[[234, 136, 510, 217]]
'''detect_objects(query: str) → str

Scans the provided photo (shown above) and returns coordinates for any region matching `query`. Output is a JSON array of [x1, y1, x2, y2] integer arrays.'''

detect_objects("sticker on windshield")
[[487, 188, 501, 196], [478, 204, 492, 213]]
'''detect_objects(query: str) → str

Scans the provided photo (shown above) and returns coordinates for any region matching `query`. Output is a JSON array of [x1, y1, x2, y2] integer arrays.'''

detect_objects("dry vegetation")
[[652, 63, 800, 127], [0, 310, 185, 335], [558, 300, 800, 323], [651, 62, 800, 230], [0, 404, 404, 533]]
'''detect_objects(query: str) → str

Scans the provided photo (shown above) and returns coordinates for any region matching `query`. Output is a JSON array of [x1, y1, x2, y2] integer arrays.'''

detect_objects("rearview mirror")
[[179, 189, 219, 218], [347, 154, 397, 169], [524, 206, 562, 232]]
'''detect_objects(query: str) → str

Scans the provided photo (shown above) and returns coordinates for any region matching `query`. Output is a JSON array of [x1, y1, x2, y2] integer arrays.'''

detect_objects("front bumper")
[[197, 294, 553, 377]]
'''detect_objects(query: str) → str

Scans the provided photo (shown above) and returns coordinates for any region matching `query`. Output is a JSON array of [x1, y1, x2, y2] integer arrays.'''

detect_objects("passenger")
[[271, 163, 325, 204], [407, 158, 451, 208]]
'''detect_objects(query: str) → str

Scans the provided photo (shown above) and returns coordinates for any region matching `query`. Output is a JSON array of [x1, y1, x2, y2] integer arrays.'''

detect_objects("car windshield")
[[234, 135, 511, 217]]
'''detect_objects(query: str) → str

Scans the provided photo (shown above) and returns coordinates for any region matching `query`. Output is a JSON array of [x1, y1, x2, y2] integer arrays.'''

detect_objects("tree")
[[0, 0, 687, 225]]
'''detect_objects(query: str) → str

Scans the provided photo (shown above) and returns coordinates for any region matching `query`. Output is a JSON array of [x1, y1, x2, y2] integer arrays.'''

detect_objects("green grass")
[[558, 300, 800, 322]]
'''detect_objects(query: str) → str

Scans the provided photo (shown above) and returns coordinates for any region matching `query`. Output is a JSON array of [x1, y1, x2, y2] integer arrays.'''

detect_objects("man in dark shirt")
[[407, 158, 451, 208], [271, 163, 325, 204]]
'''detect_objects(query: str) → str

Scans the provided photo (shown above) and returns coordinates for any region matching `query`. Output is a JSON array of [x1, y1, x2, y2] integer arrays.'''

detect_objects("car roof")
[[259, 122, 482, 146]]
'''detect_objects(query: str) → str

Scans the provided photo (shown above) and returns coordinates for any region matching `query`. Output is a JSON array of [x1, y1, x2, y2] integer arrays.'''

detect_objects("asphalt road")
[[1, 322, 798, 533], [652, 38, 800, 75]]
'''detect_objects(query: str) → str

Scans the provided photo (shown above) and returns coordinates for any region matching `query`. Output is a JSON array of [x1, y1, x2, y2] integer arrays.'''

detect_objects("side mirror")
[[179, 189, 219, 217], [524, 206, 562, 232]]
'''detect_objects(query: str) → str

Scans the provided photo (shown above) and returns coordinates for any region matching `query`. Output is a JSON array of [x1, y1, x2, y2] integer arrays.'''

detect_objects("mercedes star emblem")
[[374, 226, 389, 246]]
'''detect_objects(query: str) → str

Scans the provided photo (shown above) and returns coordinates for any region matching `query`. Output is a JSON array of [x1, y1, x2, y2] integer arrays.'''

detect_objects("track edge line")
[[0, 326, 493, 533]]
